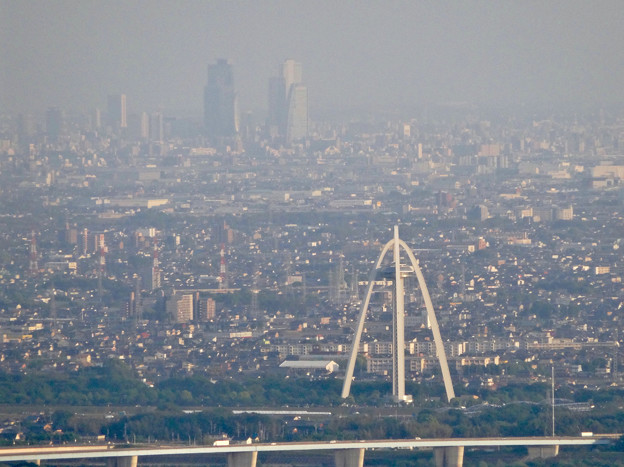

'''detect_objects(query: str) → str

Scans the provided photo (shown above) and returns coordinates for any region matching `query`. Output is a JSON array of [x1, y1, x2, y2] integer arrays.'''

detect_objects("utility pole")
[[552, 365, 556, 437]]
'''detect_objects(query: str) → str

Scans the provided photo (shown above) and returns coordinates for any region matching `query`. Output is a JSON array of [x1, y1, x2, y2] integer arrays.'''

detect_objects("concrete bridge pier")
[[434, 446, 464, 467], [334, 448, 365, 467], [106, 456, 138, 467], [227, 451, 257, 467], [527, 445, 559, 460]]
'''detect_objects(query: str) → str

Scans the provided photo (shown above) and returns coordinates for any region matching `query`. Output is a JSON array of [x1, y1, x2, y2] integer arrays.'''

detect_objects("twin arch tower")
[[341, 226, 456, 403]]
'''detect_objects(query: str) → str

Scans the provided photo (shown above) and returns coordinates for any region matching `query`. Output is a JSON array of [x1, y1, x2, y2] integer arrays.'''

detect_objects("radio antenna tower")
[[342, 226, 455, 403]]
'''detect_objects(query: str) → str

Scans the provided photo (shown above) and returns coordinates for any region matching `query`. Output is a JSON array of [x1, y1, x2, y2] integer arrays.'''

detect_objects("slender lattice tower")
[[342, 226, 455, 403]]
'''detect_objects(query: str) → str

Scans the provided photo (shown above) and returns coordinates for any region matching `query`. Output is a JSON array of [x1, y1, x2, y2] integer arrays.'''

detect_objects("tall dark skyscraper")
[[268, 75, 286, 138], [204, 59, 239, 140], [268, 59, 308, 143]]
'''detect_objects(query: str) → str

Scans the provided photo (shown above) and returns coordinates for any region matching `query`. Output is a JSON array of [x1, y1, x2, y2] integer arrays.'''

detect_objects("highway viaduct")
[[0, 436, 615, 467]]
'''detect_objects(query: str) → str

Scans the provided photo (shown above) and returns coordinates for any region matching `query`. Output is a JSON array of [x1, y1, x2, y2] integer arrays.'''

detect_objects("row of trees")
[[4, 361, 624, 409]]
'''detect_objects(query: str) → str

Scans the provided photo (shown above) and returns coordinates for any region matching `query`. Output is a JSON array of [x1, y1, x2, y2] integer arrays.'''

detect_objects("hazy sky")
[[2, 1, 624, 117]]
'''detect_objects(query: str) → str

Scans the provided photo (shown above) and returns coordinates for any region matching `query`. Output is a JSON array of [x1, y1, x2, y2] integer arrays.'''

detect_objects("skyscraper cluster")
[[40, 59, 309, 148], [203, 58, 308, 144]]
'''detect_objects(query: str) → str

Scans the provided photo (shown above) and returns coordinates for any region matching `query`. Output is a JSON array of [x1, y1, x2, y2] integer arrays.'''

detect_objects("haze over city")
[[2, 0, 624, 116], [4, 2, 624, 466]]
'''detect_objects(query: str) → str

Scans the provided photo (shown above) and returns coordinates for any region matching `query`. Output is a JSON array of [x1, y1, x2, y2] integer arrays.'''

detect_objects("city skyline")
[[2, 1, 624, 117]]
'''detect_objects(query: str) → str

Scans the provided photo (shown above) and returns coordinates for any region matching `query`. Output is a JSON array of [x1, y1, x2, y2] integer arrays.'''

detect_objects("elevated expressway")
[[0, 436, 615, 467]]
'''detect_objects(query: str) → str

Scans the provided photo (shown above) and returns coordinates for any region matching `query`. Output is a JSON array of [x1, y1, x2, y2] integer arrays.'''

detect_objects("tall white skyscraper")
[[92, 108, 101, 130], [140, 112, 150, 140], [286, 83, 308, 143], [282, 60, 302, 94], [268, 59, 308, 143]]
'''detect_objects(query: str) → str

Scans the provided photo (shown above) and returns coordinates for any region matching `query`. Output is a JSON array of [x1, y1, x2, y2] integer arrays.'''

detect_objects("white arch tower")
[[341, 226, 455, 403]]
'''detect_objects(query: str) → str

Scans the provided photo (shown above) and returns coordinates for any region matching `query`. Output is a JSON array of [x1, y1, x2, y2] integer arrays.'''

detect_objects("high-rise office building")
[[45, 107, 64, 142], [62, 222, 78, 245], [149, 112, 164, 143], [17, 113, 36, 144], [286, 83, 308, 142], [282, 60, 302, 94], [140, 112, 150, 140], [107, 94, 127, 129], [81, 228, 89, 256], [167, 293, 194, 323], [93, 232, 106, 254], [198, 297, 216, 321], [204, 59, 239, 139], [268, 59, 308, 143], [268, 76, 286, 138], [91, 108, 101, 130]]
